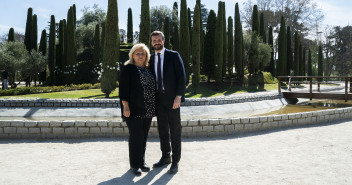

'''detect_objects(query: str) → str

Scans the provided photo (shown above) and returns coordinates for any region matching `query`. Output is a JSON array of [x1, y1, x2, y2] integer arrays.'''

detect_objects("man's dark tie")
[[157, 53, 163, 91]]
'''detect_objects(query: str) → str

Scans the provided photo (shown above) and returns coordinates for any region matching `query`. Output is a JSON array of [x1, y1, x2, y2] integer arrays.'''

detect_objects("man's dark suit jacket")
[[149, 49, 186, 104]]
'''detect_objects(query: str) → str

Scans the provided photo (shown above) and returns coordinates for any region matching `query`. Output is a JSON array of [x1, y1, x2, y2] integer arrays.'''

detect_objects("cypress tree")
[[268, 26, 275, 76], [222, 2, 227, 78], [278, 16, 287, 76], [66, 6, 76, 84], [248, 32, 259, 75], [93, 24, 100, 67], [140, 0, 150, 47], [214, 1, 223, 84], [171, 2, 179, 50], [100, 21, 105, 63], [192, 4, 201, 93], [308, 49, 312, 76], [164, 17, 170, 49], [234, 3, 244, 80], [318, 45, 323, 76], [196, 0, 204, 68], [127, 8, 133, 43], [294, 31, 300, 76], [203, 10, 216, 81], [303, 48, 306, 76], [101, 0, 119, 98], [251, 5, 259, 34], [227, 16, 234, 76], [180, 0, 191, 85], [259, 13, 266, 42], [299, 44, 303, 76], [62, 19, 67, 74], [56, 20, 65, 85], [188, 7, 192, 50], [48, 15, 56, 85], [32, 14, 38, 51], [8, 28, 15, 42], [39, 30, 46, 55], [24, 8, 33, 52], [73, 4, 76, 27], [287, 26, 293, 75]]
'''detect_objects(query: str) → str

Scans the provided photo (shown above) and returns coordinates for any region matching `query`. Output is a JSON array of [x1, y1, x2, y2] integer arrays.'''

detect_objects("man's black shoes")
[[130, 168, 142, 176], [153, 156, 171, 168], [140, 163, 150, 172], [169, 163, 178, 174]]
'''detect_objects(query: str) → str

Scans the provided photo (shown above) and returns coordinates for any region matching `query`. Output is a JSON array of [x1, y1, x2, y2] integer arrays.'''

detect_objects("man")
[[149, 31, 186, 174], [1, 68, 9, 90]]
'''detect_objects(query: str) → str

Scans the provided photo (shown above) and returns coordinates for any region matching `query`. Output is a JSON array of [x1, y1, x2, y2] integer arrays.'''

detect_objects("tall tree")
[[38, 30, 47, 55], [127, 8, 133, 43], [222, 2, 227, 78], [188, 7, 192, 50], [192, 4, 201, 93], [66, 6, 77, 84], [203, 10, 216, 81], [48, 15, 56, 85], [308, 49, 312, 76], [302, 48, 306, 76], [268, 26, 275, 76], [24, 8, 33, 52], [234, 3, 244, 80], [294, 31, 300, 76], [251, 5, 259, 34], [56, 20, 65, 85], [8, 28, 15, 42], [259, 12, 266, 42], [299, 44, 304, 76], [164, 17, 170, 49], [93, 24, 100, 67], [101, 0, 119, 98], [287, 26, 293, 75], [73, 4, 77, 26], [227, 16, 234, 76], [179, 0, 191, 85], [277, 16, 287, 76], [318, 45, 323, 76], [140, 0, 150, 47], [214, 1, 223, 84], [171, 2, 179, 51], [31, 14, 38, 51]]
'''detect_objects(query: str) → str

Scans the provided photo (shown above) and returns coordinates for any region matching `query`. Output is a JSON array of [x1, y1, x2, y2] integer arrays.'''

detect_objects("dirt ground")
[[1, 120, 352, 185]]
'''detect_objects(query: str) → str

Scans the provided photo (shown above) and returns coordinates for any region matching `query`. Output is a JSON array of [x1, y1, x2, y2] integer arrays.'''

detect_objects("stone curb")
[[1, 107, 351, 139]]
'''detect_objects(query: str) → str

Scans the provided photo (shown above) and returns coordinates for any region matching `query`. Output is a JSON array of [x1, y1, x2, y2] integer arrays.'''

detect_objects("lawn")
[[0, 82, 278, 99]]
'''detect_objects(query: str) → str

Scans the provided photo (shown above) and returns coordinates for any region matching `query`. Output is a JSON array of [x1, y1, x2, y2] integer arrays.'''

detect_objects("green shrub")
[[263, 72, 278, 84]]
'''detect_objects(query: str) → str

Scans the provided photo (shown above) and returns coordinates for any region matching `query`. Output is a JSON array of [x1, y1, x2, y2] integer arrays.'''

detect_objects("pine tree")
[[287, 26, 293, 75], [66, 6, 76, 84], [8, 28, 15, 42], [179, 0, 191, 85], [24, 8, 33, 52], [32, 14, 38, 51], [203, 10, 216, 81], [294, 31, 300, 76], [259, 13, 266, 42], [48, 15, 56, 85], [164, 17, 170, 49], [308, 49, 312, 76], [214, 1, 223, 84], [318, 45, 323, 76], [127, 8, 133, 43], [227, 16, 234, 76], [140, 0, 150, 47], [251, 5, 259, 34], [192, 4, 201, 93], [234, 3, 244, 80], [278, 16, 287, 76], [268, 26, 275, 76], [101, 0, 119, 98]]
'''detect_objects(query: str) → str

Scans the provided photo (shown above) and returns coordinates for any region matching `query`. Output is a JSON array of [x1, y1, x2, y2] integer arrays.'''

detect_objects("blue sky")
[[0, 0, 351, 37]]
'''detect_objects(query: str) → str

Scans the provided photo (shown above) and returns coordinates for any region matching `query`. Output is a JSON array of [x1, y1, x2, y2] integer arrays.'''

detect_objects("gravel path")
[[1, 119, 352, 185]]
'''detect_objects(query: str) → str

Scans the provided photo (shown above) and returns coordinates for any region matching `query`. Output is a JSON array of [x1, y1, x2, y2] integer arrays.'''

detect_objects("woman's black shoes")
[[130, 168, 142, 176]]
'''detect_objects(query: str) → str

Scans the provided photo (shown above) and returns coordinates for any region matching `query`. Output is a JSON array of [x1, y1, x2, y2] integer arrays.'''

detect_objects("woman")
[[119, 43, 156, 176]]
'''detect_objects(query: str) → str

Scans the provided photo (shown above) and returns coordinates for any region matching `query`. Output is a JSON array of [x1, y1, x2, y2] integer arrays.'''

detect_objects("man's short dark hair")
[[151, 31, 165, 40]]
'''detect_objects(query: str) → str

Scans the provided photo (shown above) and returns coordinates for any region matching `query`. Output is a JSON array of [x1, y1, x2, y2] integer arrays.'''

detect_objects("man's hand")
[[123, 106, 130, 117], [172, 96, 181, 109]]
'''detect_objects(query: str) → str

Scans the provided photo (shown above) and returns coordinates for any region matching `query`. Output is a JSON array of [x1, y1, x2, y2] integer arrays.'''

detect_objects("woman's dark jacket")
[[119, 64, 154, 120]]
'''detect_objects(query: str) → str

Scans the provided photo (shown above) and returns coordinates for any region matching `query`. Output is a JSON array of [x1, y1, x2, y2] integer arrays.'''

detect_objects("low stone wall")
[[0, 92, 280, 107], [1, 107, 351, 139]]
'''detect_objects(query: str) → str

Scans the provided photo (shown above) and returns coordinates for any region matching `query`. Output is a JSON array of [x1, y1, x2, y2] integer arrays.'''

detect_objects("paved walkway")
[[1, 119, 352, 185]]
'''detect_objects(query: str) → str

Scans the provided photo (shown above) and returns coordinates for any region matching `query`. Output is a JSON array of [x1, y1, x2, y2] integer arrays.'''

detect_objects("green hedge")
[[0, 83, 103, 96]]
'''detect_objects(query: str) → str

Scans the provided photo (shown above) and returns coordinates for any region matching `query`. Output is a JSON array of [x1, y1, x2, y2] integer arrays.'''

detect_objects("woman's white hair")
[[124, 43, 151, 67]]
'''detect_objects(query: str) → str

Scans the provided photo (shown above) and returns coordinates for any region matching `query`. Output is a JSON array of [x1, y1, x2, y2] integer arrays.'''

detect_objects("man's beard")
[[153, 44, 163, 50]]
